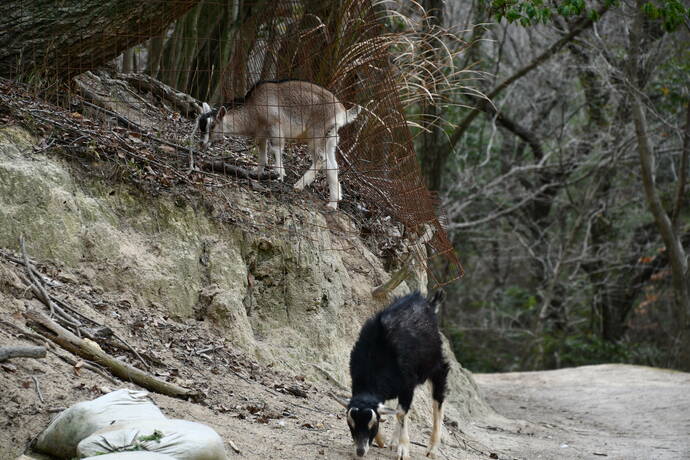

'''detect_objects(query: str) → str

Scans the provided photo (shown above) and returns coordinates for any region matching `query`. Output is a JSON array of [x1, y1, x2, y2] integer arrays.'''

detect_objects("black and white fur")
[[194, 79, 362, 210], [337, 291, 449, 459]]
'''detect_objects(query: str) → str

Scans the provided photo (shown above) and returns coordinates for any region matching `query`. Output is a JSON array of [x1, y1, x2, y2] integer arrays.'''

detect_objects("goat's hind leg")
[[252, 138, 269, 176], [324, 129, 341, 210], [426, 363, 450, 459], [293, 137, 324, 191]]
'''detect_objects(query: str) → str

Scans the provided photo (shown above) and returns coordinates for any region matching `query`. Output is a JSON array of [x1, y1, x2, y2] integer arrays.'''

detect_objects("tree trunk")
[[631, 97, 690, 334], [628, 0, 690, 363], [175, 4, 203, 91], [208, 1, 243, 103], [146, 32, 166, 79], [121, 49, 133, 73], [0, 0, 200, 80]]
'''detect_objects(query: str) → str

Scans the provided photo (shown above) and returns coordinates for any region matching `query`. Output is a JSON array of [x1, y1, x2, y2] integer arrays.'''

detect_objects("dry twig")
[[11, 242, 150, 370], [198, 158, 279, 181], [20, 236, 82, 328], [49, 349, 118, 385], [31, 375, 45, 403]]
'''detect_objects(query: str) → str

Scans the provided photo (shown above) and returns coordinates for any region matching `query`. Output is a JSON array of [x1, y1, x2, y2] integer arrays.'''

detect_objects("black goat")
[[337, 291, 449, 459]]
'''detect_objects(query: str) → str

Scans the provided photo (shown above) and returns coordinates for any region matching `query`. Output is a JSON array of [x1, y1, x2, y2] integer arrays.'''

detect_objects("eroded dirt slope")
[[0, 253, 492, 460]]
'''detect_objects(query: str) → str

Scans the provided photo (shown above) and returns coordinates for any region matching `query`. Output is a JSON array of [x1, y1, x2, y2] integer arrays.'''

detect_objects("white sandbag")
[[77, 419, 227, 460], [83, 453, 176, 460], [34, 389, 166, 459]]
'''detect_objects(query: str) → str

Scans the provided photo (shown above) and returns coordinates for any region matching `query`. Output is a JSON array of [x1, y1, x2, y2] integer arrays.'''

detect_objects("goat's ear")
[[330, 392, 350, 408], [428, 290, 446, 314], [202, 102, 212, 114], [376, 403, 401, 416], [216, 106, 226, 119]]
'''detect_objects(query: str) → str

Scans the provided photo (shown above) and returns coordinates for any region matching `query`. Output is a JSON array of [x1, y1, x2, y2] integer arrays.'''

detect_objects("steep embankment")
[[0, 124, 493, 459]]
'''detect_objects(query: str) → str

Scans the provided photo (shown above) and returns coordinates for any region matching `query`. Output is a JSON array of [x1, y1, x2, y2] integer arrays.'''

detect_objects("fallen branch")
[[73, 78, 198, 172], [55, 301, 150, 370], [24, 309, 197, 400], [371, 255, 413, 300], [46, 406, 67, 413], [120, 72, 202, 117], [197, 158, 279, 181], [0, 346, 46, 362], [52, 297, 149, 369], [228, 440, 241, 454]]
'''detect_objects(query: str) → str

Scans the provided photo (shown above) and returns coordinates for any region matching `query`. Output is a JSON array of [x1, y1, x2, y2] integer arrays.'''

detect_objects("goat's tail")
[[336, 100, 372, 129], [428, 290, 446, 315], [336, 105, 362, 128]]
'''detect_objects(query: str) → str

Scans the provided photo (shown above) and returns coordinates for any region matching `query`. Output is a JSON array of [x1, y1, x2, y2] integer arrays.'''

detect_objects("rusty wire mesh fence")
[[2, 0, 463, 287]]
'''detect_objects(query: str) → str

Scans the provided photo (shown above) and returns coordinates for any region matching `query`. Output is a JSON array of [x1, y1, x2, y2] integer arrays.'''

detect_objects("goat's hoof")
[[326, 202, 338, 211], [425, 447, 438, 458], [397, 444, 410, 460], [293, 182, 305, 191]]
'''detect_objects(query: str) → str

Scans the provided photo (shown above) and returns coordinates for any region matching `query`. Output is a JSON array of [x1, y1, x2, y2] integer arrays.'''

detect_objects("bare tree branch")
[[440, 2, 612, 174], [448, 182, 558, 230], [478, 99, 545, 159]]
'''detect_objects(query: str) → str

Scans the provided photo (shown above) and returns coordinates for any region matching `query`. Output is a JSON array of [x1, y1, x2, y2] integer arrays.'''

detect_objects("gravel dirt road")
[[473, 364, 690, 460]]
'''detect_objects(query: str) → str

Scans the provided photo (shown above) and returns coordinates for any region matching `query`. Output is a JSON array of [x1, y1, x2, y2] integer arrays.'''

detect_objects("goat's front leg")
[[388, 394, 412, 460], [374, 430, 386, 448], [252, 138, 269, 176], [268, 138, 285, 181], [395, 409, 411, 460]]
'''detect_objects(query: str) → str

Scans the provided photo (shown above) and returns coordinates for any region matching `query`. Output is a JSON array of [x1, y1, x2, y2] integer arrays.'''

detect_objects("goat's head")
[[335, 394, 399, 457], [208, 105, 228, 146], [196, 102, 224, 149]]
